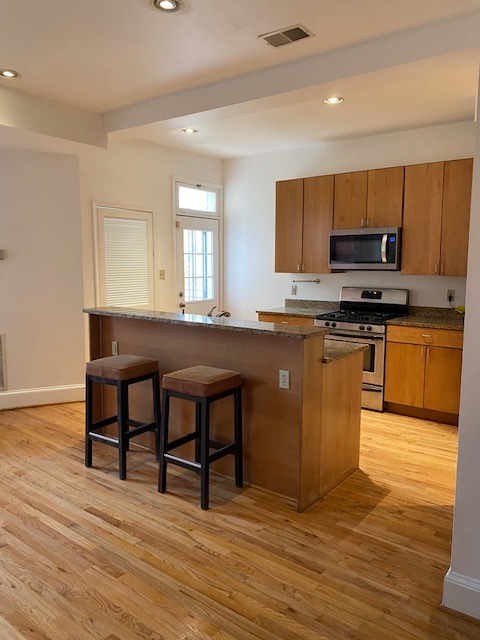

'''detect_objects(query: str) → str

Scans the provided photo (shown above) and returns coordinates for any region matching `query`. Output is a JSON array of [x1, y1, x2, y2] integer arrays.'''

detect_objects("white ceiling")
[[2, 0, 480, 158]]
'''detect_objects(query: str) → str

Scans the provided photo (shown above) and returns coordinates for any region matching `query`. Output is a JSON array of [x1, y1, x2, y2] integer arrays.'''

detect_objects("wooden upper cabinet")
[[275, 176, 333, 273], [402, 159, 472, 276], [366, 166, 404, 228], [303, 175, 334, 273], [276, 158, 472, 276], [401, 162, 444, 275], [275, 179, 303, 273], [441, 158, 473, 277], [333, 171, 367, 229], [334, 167, 403, 229]]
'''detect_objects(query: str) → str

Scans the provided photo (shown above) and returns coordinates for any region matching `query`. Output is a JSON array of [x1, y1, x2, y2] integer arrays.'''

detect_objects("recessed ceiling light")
[[152, 0, 181, 12], [181, 128, 198, 134], [323, 96, 344, 104], [0, 68, 21, 79]]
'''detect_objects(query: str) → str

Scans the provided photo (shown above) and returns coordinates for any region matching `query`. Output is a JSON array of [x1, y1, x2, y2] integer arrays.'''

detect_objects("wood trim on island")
[[85, 308, 363, 511]]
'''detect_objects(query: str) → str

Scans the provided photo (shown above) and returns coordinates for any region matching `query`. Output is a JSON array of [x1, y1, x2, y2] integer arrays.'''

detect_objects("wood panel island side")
[[84, 308, 364, 511]]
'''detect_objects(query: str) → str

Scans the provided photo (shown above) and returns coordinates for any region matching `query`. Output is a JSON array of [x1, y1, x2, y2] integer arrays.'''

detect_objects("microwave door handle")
[[381, 234, 388, 263]]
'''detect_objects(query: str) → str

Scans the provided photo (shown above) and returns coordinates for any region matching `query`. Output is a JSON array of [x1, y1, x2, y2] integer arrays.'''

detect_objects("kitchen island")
[[84, 307, 364, 511]]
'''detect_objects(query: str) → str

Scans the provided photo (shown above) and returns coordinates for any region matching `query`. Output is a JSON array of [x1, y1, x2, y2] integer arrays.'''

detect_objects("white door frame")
[[173, 178, 224, 315]]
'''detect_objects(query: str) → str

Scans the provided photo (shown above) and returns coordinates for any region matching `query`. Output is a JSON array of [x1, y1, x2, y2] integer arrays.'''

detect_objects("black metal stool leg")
[[85, 374, 93, 468], [194, 402, 201, 464], [118, 380, 128, 480], [153, 372, 161, 461], [234, 387, 243, 488], [200, 398, 210, 510], [158, 389, 170, 493]]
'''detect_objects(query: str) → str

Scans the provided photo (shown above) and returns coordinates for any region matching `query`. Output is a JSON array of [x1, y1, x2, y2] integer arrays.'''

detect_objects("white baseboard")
[[443, 568, 480, 620], [0, 384, 85, 410]]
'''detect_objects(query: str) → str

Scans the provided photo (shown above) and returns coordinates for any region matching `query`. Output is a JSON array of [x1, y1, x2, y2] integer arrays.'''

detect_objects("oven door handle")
[[326, 331, 385, 341]]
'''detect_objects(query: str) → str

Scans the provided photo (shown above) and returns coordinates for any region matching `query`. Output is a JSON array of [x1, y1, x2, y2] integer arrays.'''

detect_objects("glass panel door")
[[175, 216, 219, 315]]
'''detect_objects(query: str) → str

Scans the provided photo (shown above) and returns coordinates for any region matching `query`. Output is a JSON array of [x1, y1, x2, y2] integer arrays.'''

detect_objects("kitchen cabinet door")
[[333, 171, 368, 229], [424, 346, 462, 414], [303, 175, 334, 273], [366, 166, 404, 228], [384, 342, 425, 408], [401, 162, 444, 275], [275, 179, 304, 272], [440, 158, 473, 277], [257, 313, 314, 326]]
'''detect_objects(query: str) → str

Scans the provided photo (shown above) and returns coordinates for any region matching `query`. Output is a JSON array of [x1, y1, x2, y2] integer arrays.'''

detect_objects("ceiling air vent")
[[260, 24, 314, 48]]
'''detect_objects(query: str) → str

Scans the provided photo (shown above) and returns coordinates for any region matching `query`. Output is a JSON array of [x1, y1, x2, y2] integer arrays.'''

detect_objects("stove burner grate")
[[315, 310, 402, 326]]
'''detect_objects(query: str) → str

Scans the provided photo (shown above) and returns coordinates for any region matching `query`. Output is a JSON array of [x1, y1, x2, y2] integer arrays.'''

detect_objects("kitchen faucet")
[[206, 305, 231, 318]]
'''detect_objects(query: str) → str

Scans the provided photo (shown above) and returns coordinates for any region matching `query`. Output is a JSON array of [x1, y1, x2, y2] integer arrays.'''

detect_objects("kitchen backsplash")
[[283, 271, 466, 309]]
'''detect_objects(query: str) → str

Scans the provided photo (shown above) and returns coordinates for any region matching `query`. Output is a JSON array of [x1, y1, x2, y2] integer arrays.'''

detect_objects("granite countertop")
[[322, 340, 368, 363], [387, 315, 464, 331], [256, 300, 338, 318], [387, 305, 464, 330], [84, 307, 329, 340], [258, 300, 465, 331], [256, 306, 334, 318]]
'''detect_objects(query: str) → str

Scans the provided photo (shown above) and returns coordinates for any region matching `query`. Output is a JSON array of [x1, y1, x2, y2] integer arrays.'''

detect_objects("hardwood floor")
[[0, 403, 478, 639]]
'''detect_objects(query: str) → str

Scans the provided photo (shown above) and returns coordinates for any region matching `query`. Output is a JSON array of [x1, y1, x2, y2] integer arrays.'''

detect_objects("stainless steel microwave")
[[328, 227, 401, 271]]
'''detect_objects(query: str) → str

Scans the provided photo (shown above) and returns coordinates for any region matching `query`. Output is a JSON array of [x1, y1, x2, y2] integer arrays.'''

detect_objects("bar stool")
[[85, 354, 160, 480], [158, 365, 243, 510]]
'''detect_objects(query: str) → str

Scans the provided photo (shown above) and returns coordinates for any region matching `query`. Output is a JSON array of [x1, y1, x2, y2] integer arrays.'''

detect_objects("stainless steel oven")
[[314, 287, 409, 412]]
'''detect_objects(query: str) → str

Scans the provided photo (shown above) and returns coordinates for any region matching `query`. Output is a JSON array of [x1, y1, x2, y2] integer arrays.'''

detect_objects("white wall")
[[0, 148, 85, 408], [443, 77, 480, 618], [0, 138, 223, 406], [77, 140, 223, 315], [224, 121, 474, 319]]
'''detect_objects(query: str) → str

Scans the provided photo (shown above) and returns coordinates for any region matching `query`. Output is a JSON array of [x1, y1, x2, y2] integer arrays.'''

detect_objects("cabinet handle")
[[434, 263, 439, 274], [426, 347, 430, 359], [361, 218, 365, 227], [422, 333, 433, 344], [421, 347, 425, 358], [366, 217, 369, 228], [297, 263, 301, 272], [440, 263, 444, 275]]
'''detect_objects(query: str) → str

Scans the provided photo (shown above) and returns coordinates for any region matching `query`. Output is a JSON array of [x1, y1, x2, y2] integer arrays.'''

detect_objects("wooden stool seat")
[[85, 355, 160, 480], [158, 365, 243, 510], [162, 365, 242, 397], [86, 354, 159, 381]]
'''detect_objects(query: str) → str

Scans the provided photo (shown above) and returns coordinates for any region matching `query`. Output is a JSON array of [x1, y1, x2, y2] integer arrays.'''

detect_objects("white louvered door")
[[94, 205, 155, 308]]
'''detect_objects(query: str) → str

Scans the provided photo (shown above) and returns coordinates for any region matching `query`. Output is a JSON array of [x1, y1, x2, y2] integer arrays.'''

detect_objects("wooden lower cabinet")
[[257, 313, 314, 326], [385, 342, 425, 408], [385, 326, 463, 416]]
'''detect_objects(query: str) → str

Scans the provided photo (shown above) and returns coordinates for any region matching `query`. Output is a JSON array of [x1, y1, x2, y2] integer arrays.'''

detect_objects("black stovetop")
[[315, 309, 405, 326]]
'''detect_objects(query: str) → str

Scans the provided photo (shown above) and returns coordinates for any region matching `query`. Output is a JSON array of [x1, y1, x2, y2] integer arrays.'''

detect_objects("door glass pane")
[[178, 185, 217, 213], [183, 229, 214, 302]]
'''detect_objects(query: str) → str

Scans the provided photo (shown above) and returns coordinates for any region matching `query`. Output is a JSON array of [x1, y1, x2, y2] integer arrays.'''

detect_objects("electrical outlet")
[[291, 284, 297, 296], [447, 289, 455, 303], [112, 340, 119, 355], [159, 269, 166, 280], [279, 369, 290, 389]]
